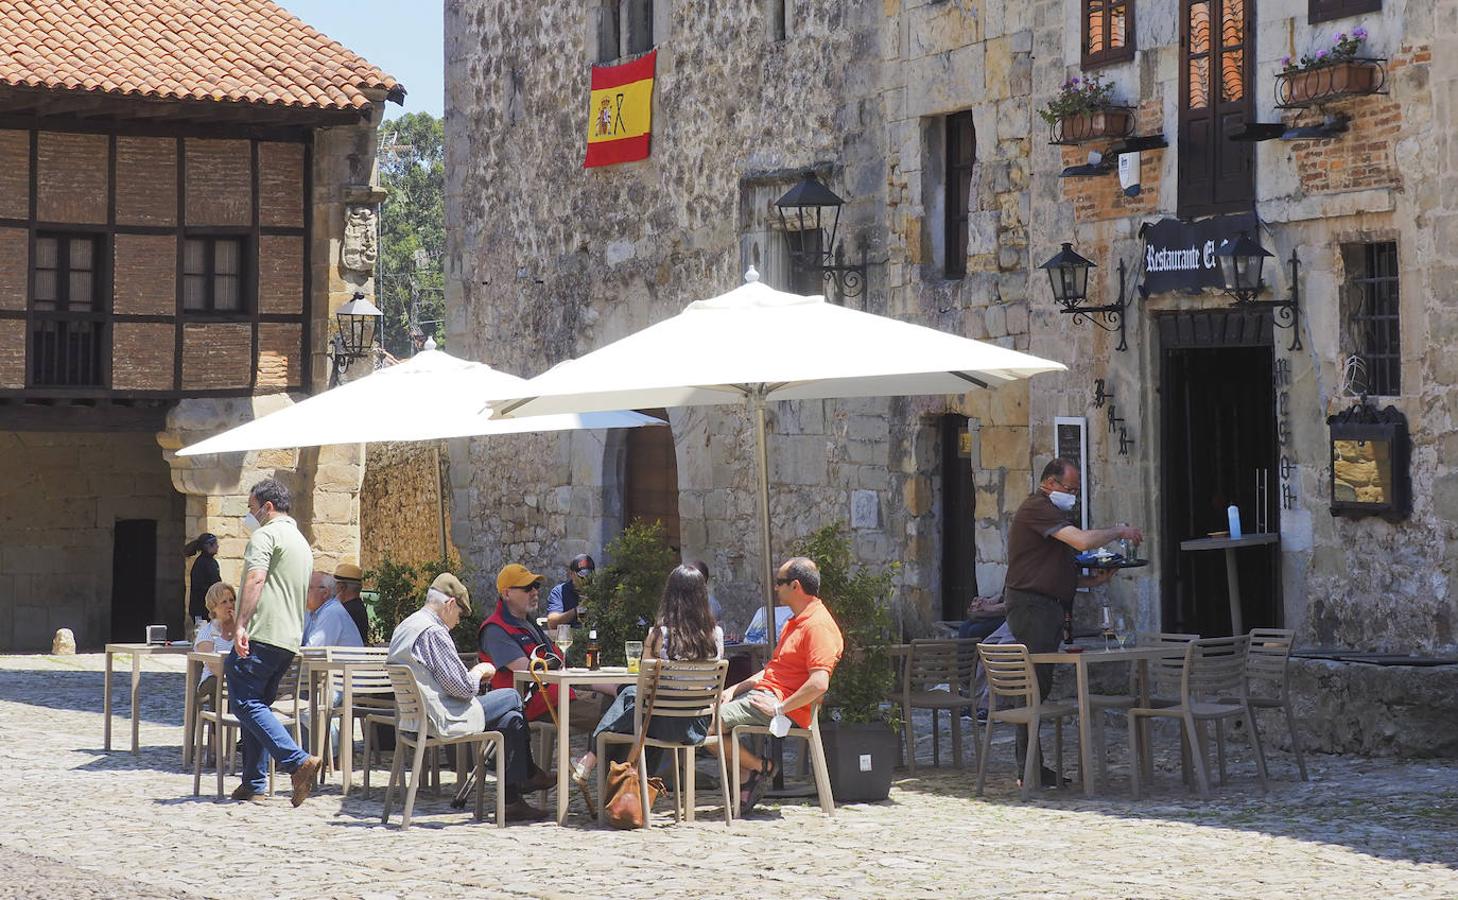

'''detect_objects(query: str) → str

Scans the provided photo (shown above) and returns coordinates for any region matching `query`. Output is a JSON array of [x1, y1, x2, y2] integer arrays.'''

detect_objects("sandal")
[[571, 757, 597, 818], [758, 755, 778, 781]]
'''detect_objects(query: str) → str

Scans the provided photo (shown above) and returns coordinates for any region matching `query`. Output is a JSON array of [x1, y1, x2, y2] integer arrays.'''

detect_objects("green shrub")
[[364, 553, 476, 654], [794, 523, 898, 726], [579, 520, 677, 666]]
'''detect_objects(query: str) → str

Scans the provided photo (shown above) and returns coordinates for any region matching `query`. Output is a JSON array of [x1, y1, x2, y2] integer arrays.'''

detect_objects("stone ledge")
[[1260, 189, 1396, 224]]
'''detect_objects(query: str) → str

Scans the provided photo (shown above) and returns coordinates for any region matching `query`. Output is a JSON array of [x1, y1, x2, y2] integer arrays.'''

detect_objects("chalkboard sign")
[[1054, 416, 1089, 529]]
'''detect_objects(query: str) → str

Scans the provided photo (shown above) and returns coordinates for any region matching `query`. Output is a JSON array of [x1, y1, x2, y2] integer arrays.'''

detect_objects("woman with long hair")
[[185, 533, 221, 630], [569, 564, 724, 813]]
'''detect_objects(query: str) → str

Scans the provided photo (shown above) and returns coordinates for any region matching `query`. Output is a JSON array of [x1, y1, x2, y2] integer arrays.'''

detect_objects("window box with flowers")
[[1040, 75, 1135, 145], [1277, 27, 1386, 108]]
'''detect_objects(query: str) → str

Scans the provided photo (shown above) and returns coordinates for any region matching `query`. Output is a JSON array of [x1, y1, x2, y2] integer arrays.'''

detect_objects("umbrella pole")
[[752, 392, 776, 650]]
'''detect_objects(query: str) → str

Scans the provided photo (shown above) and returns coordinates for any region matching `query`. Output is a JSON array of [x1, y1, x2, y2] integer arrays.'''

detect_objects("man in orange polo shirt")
[[715, 556, 843, 813]]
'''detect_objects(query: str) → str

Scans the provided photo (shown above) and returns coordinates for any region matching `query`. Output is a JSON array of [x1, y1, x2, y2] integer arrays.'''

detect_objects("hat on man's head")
[[496, 563, 543, 595], [334, 561, 363, 582], [431, 573, 471, 612]]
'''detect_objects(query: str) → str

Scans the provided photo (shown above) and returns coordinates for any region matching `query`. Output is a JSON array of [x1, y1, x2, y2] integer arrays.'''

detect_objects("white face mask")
[[243, 511, 261, 532], [1049, 490, 1077, 512]]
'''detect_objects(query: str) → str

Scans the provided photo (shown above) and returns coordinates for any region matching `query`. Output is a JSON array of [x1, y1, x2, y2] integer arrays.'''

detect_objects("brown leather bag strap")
[[625, 660, 660, 767]]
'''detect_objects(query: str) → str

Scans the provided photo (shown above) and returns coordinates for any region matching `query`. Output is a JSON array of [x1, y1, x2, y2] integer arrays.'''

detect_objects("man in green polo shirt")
[[224, 478, 322, 806]]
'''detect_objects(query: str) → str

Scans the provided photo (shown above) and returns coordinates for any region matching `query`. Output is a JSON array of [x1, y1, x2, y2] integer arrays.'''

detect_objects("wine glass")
[[556, 624, 574, 663]]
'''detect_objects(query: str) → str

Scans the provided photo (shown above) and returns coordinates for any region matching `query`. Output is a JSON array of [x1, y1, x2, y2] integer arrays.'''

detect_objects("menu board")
[[1054, 416, 1089, 529]]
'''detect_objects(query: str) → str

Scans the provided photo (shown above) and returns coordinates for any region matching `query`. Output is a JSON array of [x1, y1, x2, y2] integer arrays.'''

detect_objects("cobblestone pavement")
[[2, 653, 1456, 899]]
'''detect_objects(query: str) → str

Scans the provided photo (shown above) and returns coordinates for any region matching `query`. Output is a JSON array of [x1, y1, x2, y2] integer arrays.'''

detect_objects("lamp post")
[[1037, 242, 1132, 352], [1215, 231, 1302, 351], [773, 172, 868, 301], [331, 291, 383, 386]]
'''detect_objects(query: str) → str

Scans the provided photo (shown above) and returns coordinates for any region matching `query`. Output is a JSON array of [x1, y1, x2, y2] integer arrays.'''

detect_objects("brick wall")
[[35, 132, 108, 224], [0, 226, 26, 311], [256, 322, 302, 389], [181, 322, 252, 389], [0, 130, 28, 219], [115, 137, 177, 226], [0, 319, 23, 388], [112, 234, 176, 316], [184, 139, 252, 226], [1062, 99, 1164, 223], [258, 234, 304, 314], [258, 142, 305, 228], [111, 323, 175, 390]]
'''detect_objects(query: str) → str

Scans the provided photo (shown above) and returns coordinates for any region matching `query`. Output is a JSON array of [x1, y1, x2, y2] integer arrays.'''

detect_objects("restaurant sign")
[[1140, 213, 1257, 295]]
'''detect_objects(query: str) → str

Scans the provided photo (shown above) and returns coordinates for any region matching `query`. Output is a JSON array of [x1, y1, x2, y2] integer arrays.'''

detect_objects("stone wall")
[[0, 432, 184, 652], [360, 441, 457, 572]]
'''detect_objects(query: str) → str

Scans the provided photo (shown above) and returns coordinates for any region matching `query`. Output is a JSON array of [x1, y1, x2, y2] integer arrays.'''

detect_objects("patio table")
[[1027, 644, 1189, 797], [512, 667, 640, 824], [102, 642, 191, 754], [304, 655, 390, 796], [181, 650, 222, 767]]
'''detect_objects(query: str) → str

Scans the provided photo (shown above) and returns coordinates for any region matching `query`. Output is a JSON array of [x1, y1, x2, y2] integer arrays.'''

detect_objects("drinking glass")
[[556, 624, 574, 660], [625, 640, 644, 674]]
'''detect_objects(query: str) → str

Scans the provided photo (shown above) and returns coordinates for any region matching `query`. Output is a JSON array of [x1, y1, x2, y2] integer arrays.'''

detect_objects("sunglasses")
[[513, 582, 541, 592]]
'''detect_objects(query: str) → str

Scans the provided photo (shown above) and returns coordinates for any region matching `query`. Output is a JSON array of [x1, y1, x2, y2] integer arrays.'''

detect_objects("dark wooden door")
[[1179, 0, 1255, 217], [940, 415, 976, 620], [624, 409, 680, 551], [110, 519, 157, 643]]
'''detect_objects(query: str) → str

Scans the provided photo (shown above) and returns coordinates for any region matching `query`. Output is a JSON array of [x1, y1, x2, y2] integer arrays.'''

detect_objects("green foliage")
[[794, 523, 898, 726], [377, 113, 445, 357], [364, 553, 478, 654], [578, 520, 677, 666], [1037, 74, 1116, 126]]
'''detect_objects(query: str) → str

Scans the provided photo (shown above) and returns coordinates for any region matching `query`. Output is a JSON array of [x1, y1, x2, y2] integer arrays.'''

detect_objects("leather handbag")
[[604, 663, 666, 829]]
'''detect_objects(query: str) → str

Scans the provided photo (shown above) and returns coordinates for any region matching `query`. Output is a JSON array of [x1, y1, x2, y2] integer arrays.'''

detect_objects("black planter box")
[[819, 720, 897, 803]]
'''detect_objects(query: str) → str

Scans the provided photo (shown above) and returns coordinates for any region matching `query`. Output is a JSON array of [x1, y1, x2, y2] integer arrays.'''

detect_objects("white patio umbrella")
[[175, 349, 662, 456], [486, 268, 1067, 640]]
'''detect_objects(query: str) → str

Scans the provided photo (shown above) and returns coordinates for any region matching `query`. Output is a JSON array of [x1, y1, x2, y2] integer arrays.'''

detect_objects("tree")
[[377, 113, 445, 358]]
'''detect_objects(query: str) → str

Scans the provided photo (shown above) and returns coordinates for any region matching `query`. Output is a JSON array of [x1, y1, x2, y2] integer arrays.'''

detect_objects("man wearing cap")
[[545, 554, 595, 629], [387, 572, 549, 821], [480, 564, 569, 723], [333, 562, 370, 645], [302, 571, 363, 648]]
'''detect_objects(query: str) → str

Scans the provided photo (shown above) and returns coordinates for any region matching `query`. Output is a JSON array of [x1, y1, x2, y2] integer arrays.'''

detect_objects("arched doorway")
[[623, 408, 681, 550]]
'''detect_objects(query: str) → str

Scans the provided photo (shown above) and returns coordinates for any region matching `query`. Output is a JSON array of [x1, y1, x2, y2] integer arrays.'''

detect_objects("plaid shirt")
[[410, 612, 477, 700]]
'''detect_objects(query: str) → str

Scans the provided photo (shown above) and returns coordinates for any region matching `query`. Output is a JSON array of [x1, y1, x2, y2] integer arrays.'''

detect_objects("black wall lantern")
[[331, 291, 383, 385], [1037, 242, 1133, 352], [774, 172, 868, 301], [1327, 400, 1410, 521], [1216, 231, 1303, 351]]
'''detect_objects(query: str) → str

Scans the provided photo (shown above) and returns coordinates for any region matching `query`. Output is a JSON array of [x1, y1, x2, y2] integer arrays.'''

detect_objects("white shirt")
[[193, 620, 234, 686]]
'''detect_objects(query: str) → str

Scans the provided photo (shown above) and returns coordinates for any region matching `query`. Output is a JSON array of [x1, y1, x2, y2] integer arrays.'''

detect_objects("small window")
[[944, 111, 974, 279], [30, 232, 105, 387], [768, 0, 787, 41], [1342, 241, 1400, 396], [1309, 0, 1381, 25], [1083, 0, 1135, 68], [596, 0, 621, 63], [183, 236, 246, 313], [624, 0, 654, 55]]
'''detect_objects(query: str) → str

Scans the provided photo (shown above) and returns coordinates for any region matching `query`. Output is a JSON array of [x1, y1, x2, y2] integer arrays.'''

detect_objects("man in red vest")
[[479, 563, 567, 721]]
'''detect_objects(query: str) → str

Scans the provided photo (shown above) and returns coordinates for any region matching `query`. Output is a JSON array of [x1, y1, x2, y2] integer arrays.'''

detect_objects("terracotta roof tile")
[[0, 0, 403, 112]]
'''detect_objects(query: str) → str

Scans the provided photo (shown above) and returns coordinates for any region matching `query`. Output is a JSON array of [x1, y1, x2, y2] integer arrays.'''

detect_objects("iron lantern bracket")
[[1056, 257, 1136, 352], [1225, 249, 1303, 352]]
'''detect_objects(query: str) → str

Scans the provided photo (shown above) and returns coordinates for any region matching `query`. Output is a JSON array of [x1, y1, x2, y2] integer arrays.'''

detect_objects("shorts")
[[717, 690, 776, 731]]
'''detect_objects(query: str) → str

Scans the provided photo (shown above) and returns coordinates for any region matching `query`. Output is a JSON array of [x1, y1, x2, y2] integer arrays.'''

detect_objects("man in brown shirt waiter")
[[1004, 457, 1143, 786]]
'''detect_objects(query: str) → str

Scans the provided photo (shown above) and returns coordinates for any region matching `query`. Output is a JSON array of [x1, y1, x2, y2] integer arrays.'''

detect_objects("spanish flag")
[[585, 49, 656, 168]]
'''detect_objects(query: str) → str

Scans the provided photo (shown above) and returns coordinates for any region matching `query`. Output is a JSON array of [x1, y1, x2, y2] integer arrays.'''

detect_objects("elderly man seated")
[[333, 562, 370, 646], [387, 573, 550, 821], [303, 571, 364, 648]]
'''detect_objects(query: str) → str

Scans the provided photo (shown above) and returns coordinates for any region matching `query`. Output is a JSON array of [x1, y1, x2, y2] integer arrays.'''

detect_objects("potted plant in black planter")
[[795, 523, 900, 802]]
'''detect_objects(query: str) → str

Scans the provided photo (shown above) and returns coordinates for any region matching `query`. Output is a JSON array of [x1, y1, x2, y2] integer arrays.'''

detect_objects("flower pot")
[[818, 719, 898, 802], [1279, 61, 1380, 106], [1053, 107, 1134, 144]]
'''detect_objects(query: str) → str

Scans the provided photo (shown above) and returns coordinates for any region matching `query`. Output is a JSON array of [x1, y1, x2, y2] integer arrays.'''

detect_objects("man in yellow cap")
[[386, 571, 550, 820], [478, 564, 567, 722], [333, 562, 369, 645]]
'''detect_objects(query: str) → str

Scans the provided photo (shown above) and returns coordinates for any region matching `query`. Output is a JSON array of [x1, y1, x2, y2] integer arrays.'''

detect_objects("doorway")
[[623, 408, 681, 551], [1159, 312, 1279, 635], [940, 415, 976, 620], [110, 519, 157, 643]]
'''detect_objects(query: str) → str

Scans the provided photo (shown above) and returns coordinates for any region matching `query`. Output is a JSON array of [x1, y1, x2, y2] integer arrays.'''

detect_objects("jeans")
[[476, 688, 534, 798], [1004, 589, 1065, 773], [225, 642, 310, 792]]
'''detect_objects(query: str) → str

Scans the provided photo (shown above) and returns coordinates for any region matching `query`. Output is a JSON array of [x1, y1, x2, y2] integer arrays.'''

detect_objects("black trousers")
[[1004, 588, 1065, 772]]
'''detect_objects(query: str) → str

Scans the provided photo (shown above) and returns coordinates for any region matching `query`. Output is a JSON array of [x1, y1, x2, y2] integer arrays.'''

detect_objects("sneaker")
[[290, 755, 322, 807], [976, 709, 989, 724]]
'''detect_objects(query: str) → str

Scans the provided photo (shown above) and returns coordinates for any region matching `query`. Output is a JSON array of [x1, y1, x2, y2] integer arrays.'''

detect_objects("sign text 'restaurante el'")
[[1140, 214, 1256, 294]]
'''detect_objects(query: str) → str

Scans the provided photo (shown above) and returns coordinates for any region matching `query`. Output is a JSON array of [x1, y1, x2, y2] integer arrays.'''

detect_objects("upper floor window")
[[1083, 0, 1135, 68], [31, 232, 105, 387], [183, 236, 245, 313], [1309, 0, 1380, 25], [597, 0, 654, 62], [944, 110, 975, 279]]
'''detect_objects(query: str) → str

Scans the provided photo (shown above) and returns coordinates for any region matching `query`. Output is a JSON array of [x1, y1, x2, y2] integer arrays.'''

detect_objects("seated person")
[[302, 571, 364, 648], [958, 593, 1007, 642], [333, 562, 370, 645], [742, 604, 793, 644], [193, 582, 237, 699], [568, 564, 725, 815], [479, 564, 571, 723], [689, 559, 726, 624], [711, 557, 843, 814], [387, 572, 549, 820], [545, 554, 594, 629]]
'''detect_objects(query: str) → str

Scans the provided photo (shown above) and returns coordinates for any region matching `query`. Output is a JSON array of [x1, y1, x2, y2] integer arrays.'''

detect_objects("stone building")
[[0, 1, 400, 651], [448, 0, 1457, 749]]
